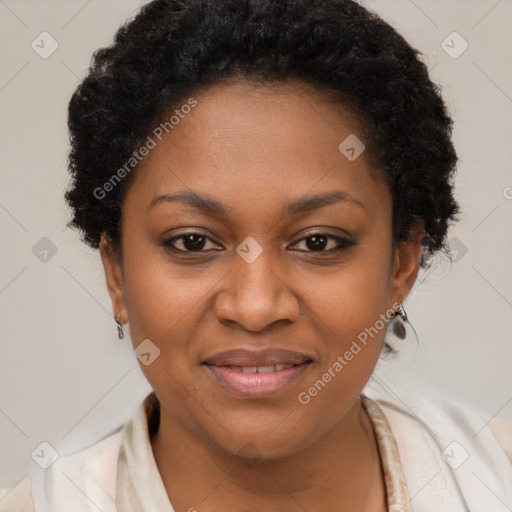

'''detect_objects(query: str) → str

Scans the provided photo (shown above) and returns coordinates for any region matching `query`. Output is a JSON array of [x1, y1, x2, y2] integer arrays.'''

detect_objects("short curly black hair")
[[65, 0, 460, 268]]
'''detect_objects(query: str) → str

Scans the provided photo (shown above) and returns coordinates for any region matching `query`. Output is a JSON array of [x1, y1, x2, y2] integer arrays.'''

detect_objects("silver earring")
[[395, 300, 407, 322], [392, 300, 407, 339], [115, 313, 124, 339]]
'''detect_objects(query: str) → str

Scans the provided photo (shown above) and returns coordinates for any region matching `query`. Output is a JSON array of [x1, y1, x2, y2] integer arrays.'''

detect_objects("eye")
[[291, 233, 356, 253], [162, 232, 222, 253], [162, 231, 356, 255]]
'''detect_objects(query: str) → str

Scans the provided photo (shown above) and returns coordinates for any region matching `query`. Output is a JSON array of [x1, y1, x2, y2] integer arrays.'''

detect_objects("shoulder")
[[375, 393, 512, 463], [0, 425, 124, 512], [0, 474, 35, 512], [482, 414, 512, 464], [372, 392, 512, 508], [41, 426, 124, 510]]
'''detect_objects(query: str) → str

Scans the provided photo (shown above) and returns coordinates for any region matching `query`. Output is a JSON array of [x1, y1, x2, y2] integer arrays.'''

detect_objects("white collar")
[[116, 398, 174, 511], [31, 384, 512, 512]]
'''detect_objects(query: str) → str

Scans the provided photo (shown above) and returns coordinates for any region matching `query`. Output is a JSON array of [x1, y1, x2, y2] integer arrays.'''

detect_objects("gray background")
[[1, 0, 511, 489]]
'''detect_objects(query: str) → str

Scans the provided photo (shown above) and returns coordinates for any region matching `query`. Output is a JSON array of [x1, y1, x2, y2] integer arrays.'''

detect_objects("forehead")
[[124, 79, 390, 222]]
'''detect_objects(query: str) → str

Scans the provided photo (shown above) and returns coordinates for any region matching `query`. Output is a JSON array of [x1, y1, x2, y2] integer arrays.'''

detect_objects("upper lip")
[[203, 348, 313, 367]]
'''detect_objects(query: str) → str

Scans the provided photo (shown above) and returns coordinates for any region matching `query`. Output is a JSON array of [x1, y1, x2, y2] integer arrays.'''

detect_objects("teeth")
[[231, 364, 295, 373], [257, 365, 275, 373]]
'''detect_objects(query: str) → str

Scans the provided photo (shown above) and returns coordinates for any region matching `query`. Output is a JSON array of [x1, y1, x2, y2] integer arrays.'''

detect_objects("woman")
[[2, 0, 511, 510]]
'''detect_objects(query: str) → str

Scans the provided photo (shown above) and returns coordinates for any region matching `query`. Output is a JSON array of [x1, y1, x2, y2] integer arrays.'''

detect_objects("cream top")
[[1, 393, 413, 511], [2, 391, 511, 511]]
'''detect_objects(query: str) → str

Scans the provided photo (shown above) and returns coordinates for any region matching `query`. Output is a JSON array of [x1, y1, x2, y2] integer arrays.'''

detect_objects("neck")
[[150, 397, 386, 512]]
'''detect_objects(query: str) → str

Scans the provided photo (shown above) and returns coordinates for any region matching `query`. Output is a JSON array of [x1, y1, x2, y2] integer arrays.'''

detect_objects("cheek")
[[294, 265, 391, 440], [121, 239, 212, 343], [306, 245, 392, 343], [121, 254, 215, 425], [302, 240, 392, 394]]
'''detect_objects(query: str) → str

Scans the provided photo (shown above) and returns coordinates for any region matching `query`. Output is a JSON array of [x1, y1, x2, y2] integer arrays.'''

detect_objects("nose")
[[213, 249, 300, 333]]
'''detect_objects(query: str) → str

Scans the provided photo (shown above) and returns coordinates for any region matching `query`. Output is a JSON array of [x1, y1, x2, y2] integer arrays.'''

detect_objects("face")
[[101, 79, 422, 459]]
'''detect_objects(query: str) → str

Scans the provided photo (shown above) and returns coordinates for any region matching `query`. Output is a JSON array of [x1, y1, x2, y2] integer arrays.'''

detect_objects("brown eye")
[[162, 232, 221, 252], [305, 234, 329, 251], [293, 234, 356, 253]]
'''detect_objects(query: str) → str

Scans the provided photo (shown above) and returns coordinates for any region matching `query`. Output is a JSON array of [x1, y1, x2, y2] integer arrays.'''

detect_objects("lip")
[[203, 348, 312, 367], [202, 348, 313, 399]]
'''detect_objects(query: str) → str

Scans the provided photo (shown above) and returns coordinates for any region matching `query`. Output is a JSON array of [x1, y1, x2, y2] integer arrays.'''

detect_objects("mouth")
[[202, 348, 313, 399]]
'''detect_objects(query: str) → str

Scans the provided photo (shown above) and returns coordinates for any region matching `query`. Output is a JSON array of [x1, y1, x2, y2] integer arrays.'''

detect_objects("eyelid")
[[290, 227, 352, 243]]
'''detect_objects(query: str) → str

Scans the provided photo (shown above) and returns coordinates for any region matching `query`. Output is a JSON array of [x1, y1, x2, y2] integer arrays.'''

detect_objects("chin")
[[206, 414, 315, 461]]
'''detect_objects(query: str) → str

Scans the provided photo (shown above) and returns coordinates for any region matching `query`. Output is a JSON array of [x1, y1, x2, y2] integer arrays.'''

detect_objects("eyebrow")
[[148, 189, 365, 216]]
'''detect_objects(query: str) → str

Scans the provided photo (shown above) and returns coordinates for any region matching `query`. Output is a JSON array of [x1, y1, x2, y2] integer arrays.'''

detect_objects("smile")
[[203, 360, 312, 399]]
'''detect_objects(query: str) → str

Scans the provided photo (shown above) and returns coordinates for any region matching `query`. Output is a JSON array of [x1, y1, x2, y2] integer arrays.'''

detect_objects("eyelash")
[[161, 231, 356, 255]]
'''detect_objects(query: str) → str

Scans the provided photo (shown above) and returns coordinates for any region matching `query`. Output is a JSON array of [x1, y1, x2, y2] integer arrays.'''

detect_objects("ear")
[[99, 233, 127, 324], [389, 223, 425, 307]]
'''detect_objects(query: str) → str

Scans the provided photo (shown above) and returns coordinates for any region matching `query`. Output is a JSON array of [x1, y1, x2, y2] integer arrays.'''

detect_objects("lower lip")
[[204, 362, 312, 399]]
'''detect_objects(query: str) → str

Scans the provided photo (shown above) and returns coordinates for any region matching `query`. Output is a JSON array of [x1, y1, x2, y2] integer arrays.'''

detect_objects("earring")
[[115, 312, 124, 340], [391, 300, 407, 339], [395, 300, 407, 322]]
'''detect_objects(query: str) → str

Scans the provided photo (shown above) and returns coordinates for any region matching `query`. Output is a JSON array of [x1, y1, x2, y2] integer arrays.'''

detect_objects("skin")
[[100, 78, 424, 512]]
